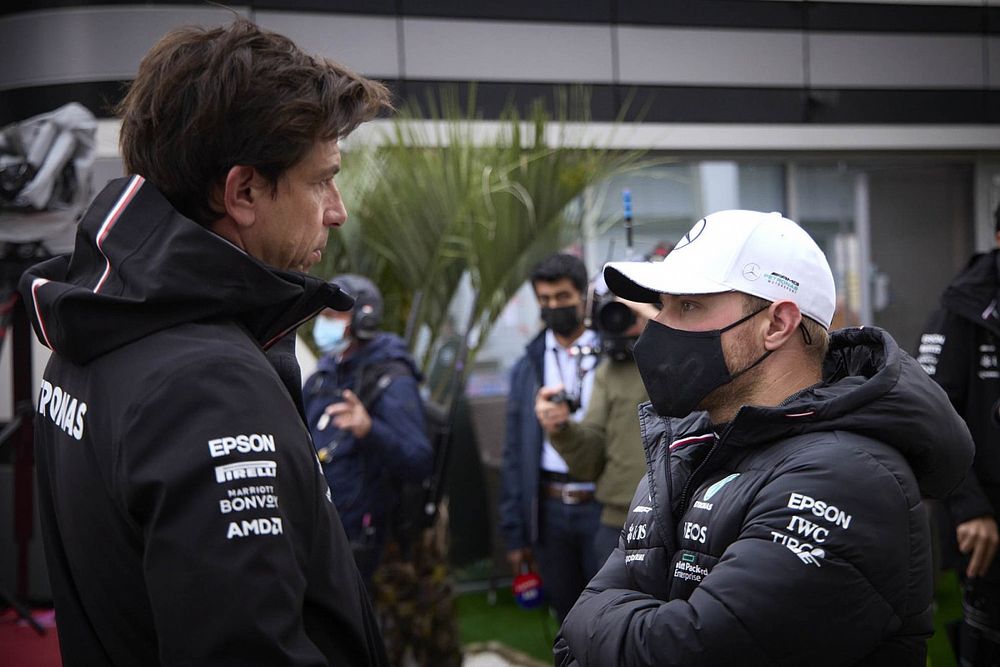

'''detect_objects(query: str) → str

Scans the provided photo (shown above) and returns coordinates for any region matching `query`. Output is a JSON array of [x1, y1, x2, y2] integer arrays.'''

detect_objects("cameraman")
[[535, 296, 655, 566], [303, 274, 432, 585]]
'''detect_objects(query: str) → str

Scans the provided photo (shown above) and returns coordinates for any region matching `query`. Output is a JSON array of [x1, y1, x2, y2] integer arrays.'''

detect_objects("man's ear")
[[763, 300, 802, 351], [220, 165, 261, 228]]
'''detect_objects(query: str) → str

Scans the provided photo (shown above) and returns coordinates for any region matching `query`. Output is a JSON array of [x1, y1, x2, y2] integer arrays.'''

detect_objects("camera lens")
[[597, 301, 635, 335]]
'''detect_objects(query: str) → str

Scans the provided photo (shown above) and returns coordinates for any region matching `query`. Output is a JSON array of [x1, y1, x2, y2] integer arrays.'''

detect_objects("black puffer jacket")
[[20, 177, 387, 666], [555, 327, 973, 666]]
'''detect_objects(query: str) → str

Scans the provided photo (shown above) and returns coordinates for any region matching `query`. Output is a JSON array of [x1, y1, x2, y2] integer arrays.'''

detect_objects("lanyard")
[[550, 342, 596, 403]]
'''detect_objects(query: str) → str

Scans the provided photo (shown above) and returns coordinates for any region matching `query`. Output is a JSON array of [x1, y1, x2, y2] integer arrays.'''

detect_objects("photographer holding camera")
[[536, 293, 656, 567], [499, 252, 602, 622]]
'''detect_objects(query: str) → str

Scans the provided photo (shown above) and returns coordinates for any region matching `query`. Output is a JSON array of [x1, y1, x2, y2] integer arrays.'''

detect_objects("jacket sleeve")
[[549, 364, 610, 482], [499, 358, 530, 551], [919, 308, 994, 523], [116, 355, 368, 666], [363, 373, 433, 482], [556, 438, 919, 666]]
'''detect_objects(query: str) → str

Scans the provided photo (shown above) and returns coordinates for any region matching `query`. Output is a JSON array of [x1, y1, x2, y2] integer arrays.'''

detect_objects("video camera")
[[590, 292, 638, 362], [584, 189, 673, 362]]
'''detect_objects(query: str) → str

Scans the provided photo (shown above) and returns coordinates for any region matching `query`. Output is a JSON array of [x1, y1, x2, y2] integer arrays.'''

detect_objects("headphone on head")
[[331, 274, 383, 341]]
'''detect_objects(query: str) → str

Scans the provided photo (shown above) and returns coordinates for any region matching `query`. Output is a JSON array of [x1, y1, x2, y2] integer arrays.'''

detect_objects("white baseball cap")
[[604, 210, 836, 328]]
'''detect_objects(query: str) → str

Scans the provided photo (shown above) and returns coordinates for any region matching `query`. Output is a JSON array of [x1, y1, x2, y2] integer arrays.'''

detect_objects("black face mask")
[[542, 305, 583, 337], [632, 306, 771, 418]]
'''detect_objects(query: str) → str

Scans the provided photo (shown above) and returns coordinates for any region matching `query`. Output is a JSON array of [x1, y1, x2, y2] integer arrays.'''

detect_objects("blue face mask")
[[313, 317, 350, 355]]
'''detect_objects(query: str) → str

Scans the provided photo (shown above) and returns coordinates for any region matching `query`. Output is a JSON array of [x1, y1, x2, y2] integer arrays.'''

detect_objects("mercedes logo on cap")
[[674, 218, 707, 250], [743, 263, 761, 281]]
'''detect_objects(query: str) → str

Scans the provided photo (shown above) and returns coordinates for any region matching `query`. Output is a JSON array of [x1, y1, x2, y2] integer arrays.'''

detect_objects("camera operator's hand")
[[535, 385, 571, 434], [325, 390, 372, 439], [957, 515, 1000, 578]]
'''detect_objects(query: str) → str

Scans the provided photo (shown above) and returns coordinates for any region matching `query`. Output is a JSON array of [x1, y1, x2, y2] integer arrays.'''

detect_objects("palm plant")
[[315, 87, 647, 403]]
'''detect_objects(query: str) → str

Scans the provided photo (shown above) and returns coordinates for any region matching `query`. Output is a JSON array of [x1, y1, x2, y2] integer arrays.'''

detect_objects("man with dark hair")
[[499, 252, 603, 621], [917, 204, 1000, 665], [19, 19, 391, 666], [530, 252, 590, 295], [536, 297, 655, 566], [114, 20, 387, 231], [555, 210, 972, 666]]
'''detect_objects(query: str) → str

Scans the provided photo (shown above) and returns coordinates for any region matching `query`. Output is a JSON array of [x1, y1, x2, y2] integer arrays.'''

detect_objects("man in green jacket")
[[535, 298, 656, 564]]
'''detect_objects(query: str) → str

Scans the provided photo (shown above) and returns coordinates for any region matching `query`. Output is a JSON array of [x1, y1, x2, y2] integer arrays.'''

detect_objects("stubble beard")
[[698, 329, 767, 421]]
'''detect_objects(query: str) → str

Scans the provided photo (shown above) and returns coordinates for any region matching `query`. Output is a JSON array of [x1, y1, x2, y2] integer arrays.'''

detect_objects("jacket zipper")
[[676, 408, 742, 515]]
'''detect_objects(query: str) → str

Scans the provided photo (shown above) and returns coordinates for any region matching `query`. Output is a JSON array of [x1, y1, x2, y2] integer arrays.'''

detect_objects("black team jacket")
[[918, 249, 1000, 579], [19, 176, 388, 666], [555, 327, 973, 666]]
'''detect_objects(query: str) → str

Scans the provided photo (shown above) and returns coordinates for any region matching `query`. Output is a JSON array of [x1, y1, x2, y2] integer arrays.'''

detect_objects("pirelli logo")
[[214, 460, 277, 484]]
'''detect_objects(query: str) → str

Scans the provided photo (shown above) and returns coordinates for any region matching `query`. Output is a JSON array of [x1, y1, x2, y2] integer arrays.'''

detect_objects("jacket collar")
[[20, 177, 352, 363]]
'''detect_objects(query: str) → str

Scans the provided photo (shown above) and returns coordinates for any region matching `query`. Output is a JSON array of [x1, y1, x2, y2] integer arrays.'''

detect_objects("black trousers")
[[534, 496, 602, 622]]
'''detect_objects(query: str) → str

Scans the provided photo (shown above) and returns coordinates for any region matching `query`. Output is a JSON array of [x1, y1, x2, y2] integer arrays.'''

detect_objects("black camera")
[[593, 295, 635, 335], [591, 292, 638, 361], [550, 390, 581, 414]]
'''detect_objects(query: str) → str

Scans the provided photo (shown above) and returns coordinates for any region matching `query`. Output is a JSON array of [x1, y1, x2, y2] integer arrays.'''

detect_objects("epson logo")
[[208, 433, 276, 458], [214, 461, 277, 484], [787, 492, 853, 530], [227, 517, 283, 539]]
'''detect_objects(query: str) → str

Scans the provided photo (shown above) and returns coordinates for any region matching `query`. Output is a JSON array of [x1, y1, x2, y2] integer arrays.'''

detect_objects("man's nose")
[[326, 199, 347, 228]]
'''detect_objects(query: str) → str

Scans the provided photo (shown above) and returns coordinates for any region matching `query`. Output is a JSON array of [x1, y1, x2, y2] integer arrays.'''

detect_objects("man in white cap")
[[553, 210, 974, 666]]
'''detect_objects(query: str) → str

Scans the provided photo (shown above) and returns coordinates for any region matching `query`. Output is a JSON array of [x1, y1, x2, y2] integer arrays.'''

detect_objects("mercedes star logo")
[[675, 218, 707, 250]]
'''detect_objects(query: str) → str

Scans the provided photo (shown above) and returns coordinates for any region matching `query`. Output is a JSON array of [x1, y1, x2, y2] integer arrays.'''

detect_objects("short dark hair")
[[531, 253, 588, 294], [116, 19, 392, 226]]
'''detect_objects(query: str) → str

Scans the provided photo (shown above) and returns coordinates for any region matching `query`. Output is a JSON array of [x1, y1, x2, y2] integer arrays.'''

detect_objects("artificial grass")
[[457, 587, 560, 663], [929, 570, 963, 667]]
